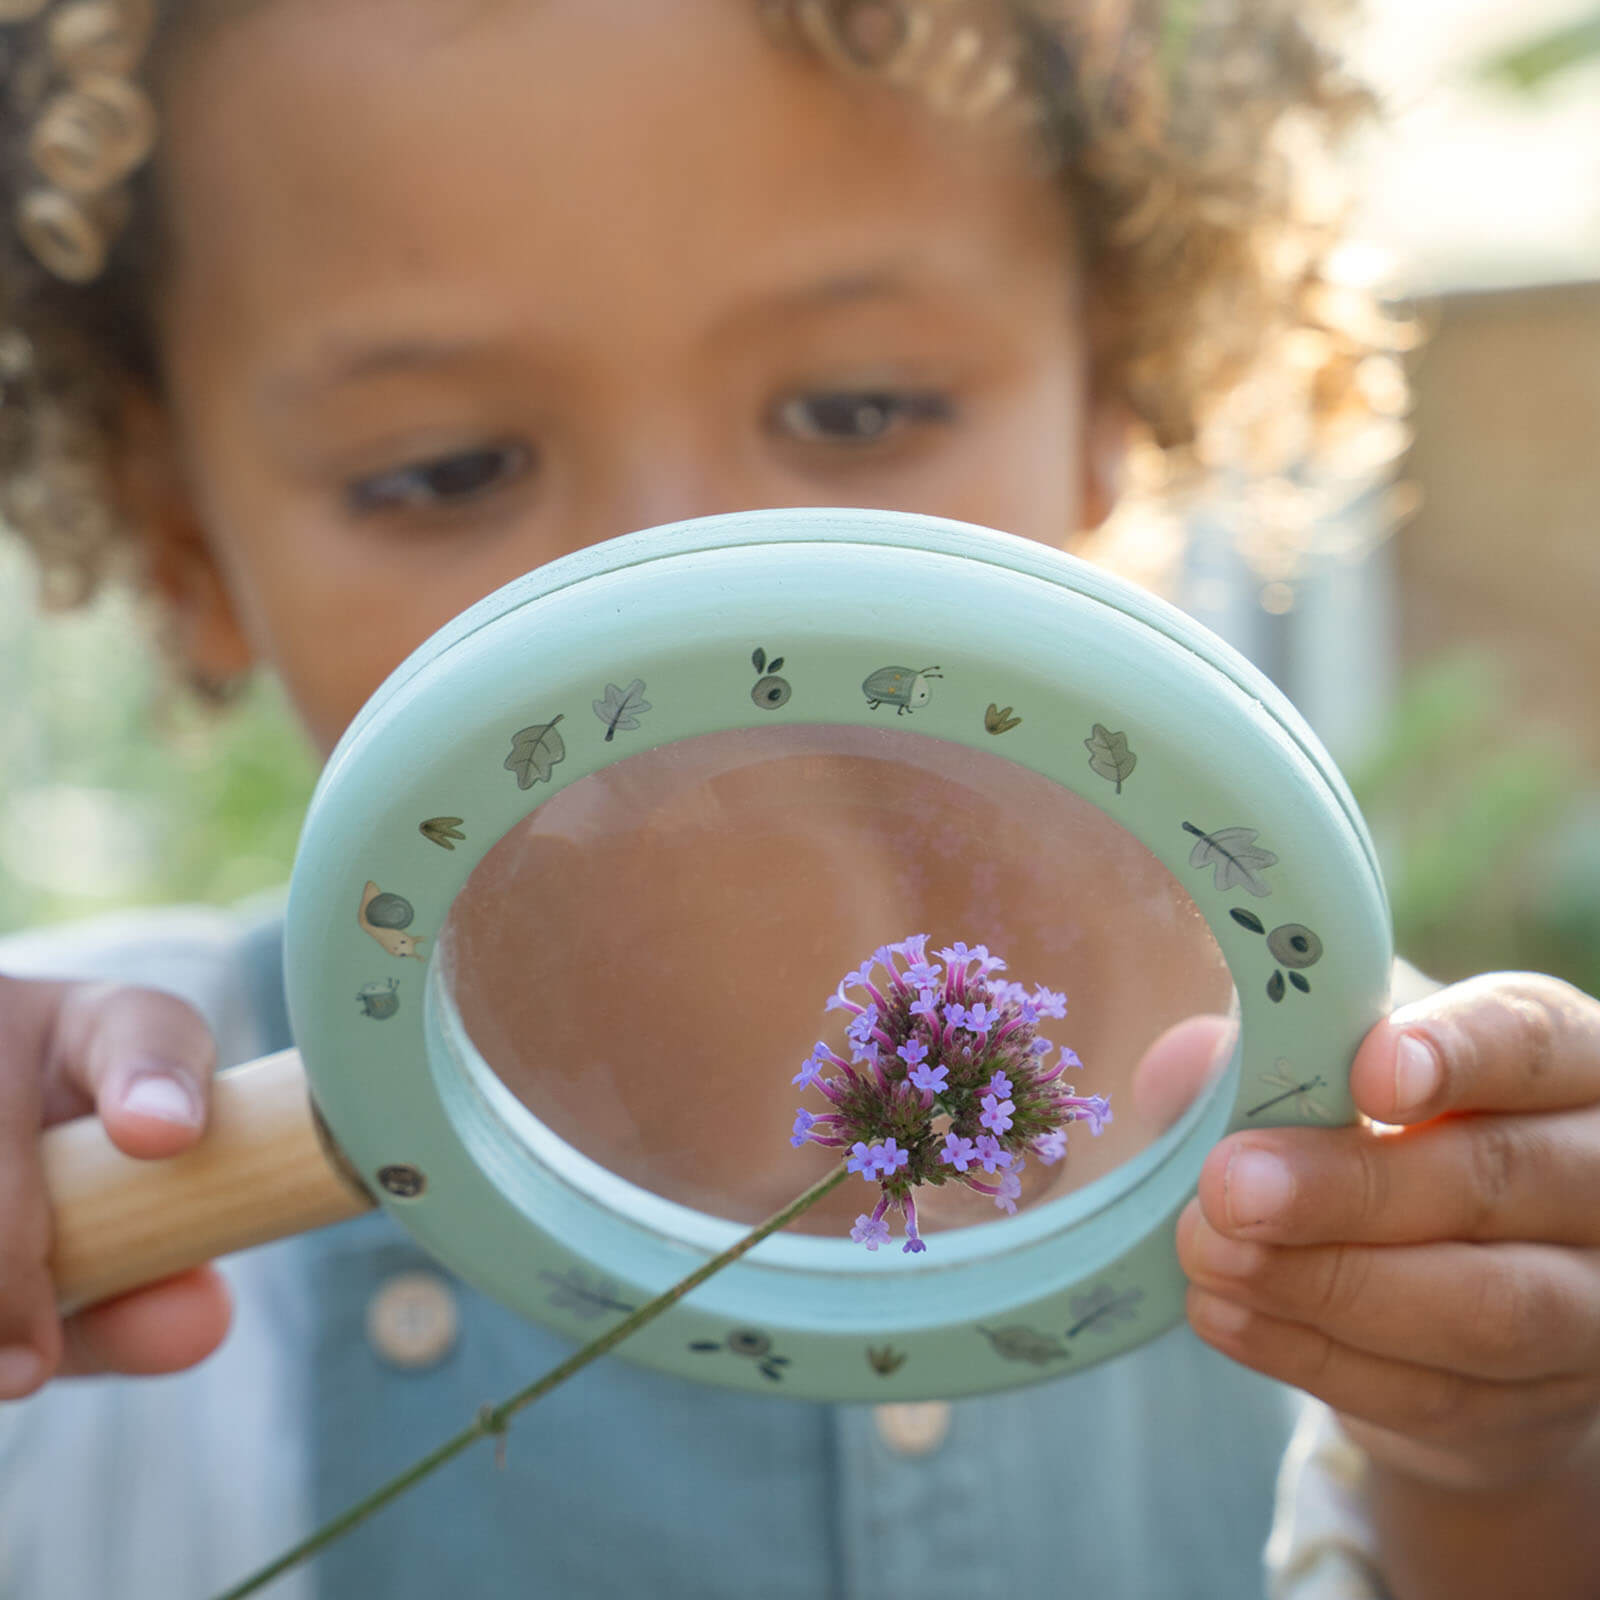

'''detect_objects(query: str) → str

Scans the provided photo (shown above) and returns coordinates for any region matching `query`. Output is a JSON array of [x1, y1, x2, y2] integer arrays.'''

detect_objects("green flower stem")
[[212, 1164, 851, 1600]]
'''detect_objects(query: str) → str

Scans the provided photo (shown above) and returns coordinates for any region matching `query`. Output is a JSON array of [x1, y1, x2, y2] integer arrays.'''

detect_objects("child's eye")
[[774, 390, 954, 447], [346, 441, 533, 515]]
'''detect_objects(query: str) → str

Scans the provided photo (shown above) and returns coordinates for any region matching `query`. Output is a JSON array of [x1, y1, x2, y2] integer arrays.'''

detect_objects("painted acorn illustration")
[[1229, 908, 1324, 1001], [359, 881, 428, 960], [356, 979, 400, 1020], [750, 647, 791, 709], [862, 664, 942, 715]]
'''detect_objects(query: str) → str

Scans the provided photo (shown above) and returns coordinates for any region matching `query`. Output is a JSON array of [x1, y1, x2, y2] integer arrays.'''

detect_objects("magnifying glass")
[[42, 507, 1391, 1402]]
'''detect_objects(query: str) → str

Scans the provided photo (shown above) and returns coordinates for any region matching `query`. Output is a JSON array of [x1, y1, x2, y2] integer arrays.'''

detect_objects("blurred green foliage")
[[1479, 9, 1600, 93], [1348, 651, 1600, 997], [0, 552, 316, 934]]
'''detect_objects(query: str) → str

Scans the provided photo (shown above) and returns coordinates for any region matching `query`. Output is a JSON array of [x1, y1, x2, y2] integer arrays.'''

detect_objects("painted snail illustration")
[[358, 882, 428, 960]]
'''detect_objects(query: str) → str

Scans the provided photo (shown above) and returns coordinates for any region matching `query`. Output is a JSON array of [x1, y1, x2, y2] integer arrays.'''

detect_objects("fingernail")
[[1393, 1034, 1441, 1116], [0, 1344, 43, 1395], [1225, 1149, 1293, 1227], [122, 1073, 201, 1128]]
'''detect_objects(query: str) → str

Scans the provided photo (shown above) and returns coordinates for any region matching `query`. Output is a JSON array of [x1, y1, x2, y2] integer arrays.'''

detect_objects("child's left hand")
[[1177, 972, 1600, 1492]]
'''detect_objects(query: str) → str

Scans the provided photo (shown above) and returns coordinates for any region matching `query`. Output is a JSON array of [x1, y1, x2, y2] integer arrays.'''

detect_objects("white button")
[[366, 1272, 459, 1369], [873, 1400, 952, 1456]]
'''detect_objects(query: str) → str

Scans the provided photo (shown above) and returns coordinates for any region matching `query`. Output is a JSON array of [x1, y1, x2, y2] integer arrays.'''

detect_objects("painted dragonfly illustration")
[[1246, 1063, 1331, 1122]]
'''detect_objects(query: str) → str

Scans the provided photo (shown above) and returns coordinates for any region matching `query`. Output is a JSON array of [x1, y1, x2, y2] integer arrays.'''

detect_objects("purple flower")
[[847, 1007, 879, 1047], [793, 1042, 830, 1088], [851, 1211, 892, 1250], [1030, 986, 1068, 1020], [940, 1132, 976, 1172], [1059, 1046, 1082, 1071], [876, 1138, 909, 1177], [979, 1093, 1015, 1136], [902, 1194, 926, 1254], [963, 1001, 995, 1036], [1077, 1094, 1113, 1136], [974, 1134, 1012, 1174], [1033, 1128, 1069, 1164], [791, 933, 1102, 1257]]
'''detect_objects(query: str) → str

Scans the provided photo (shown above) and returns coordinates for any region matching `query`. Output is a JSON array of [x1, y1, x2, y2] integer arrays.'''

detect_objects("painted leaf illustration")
[[1084, 724, 1137, 792], [752, 648, 766, 673], [419, 817, 465, 851], [537, 1267, 636, 1319], [985, 703, 1023, 735], [593, 679, 651, 743], [1065, 1283, 1145, 1338], [505, 715, 567, 790], [1182, 821, 1278, 897], [979, 1325, 1070, 1365]]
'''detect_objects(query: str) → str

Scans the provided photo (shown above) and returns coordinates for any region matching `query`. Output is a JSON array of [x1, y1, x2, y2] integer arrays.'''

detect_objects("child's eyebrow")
[[257, 264, 952, 412], [257, 337, 498, 414]]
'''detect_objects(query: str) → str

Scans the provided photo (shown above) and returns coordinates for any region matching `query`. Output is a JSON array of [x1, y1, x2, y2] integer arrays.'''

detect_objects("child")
[[3, 2, 1599, 1596]]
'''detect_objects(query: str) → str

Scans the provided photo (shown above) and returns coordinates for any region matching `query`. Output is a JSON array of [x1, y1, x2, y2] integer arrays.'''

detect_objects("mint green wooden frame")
[[287, 509, 1392, 1402]]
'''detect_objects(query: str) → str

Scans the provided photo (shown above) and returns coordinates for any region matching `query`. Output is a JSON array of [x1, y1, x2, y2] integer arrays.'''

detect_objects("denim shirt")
[[0, 903, 1319, 1599]]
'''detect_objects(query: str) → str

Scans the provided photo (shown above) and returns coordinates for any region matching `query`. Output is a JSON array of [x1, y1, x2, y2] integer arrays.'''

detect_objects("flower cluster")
[[791, 936, 1111, 1254]]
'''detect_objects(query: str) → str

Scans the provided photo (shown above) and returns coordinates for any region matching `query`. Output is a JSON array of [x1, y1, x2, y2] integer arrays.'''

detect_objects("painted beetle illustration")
[[359, 882, 428, 960], [862, 664, 942, 715]]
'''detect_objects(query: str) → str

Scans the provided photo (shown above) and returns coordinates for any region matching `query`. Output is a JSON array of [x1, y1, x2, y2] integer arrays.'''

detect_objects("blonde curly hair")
[[0, 0, 1389, 610]]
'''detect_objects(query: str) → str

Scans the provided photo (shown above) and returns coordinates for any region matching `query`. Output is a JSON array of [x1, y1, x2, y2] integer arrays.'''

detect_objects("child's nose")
[[565, 415, 801, 546]]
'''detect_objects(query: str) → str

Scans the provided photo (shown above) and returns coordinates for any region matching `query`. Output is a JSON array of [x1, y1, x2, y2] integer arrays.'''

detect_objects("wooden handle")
[[42, 1049, 375, 1315]]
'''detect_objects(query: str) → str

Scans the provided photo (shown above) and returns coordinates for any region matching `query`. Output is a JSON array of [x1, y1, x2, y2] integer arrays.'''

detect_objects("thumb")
[[1130, 1013, 1236, 1134], [47, 983, 216, 1158]]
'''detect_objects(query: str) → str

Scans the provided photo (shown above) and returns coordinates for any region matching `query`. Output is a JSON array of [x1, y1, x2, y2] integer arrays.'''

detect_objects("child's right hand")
[[0, 975, 233, 1399]]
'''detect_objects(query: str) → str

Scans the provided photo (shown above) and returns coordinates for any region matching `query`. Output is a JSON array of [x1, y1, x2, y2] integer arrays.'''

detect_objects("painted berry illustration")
[[862, 664, 942, 715], [356, 979, 400, 1020], [358, 882, 428, 960], [1230, 909, 1324, 1001], [750, 647, 791, 709], [689, 1327, 790, 1382]]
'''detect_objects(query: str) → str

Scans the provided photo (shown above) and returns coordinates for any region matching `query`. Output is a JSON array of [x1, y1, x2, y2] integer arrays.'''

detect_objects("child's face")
[[148, 0, 1103, 752]]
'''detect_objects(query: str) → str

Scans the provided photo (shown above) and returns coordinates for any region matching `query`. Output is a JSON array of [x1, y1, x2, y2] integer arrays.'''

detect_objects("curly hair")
[[0, 0, 1388, 610]]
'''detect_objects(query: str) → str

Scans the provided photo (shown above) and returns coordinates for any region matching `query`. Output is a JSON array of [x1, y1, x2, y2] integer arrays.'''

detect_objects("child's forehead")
[[157, 0, 1075, 373]]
